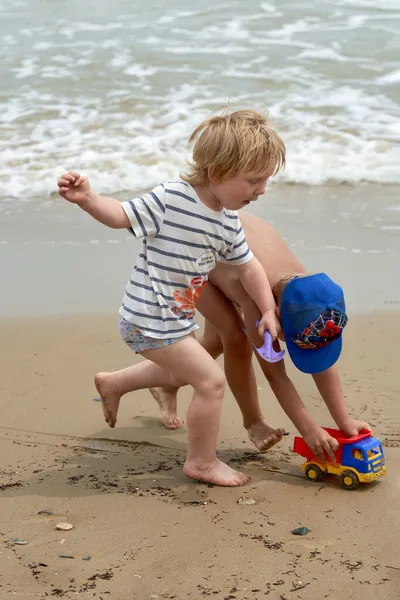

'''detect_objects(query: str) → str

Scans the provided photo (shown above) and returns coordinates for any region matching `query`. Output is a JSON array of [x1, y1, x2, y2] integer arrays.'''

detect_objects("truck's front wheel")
[[305, 463, 324, 482], [340, 470, 359, 490]]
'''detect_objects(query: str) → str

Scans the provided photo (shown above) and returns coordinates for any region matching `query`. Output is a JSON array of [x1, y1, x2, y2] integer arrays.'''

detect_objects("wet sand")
[[1, 183, 399, 317], [0, 311, 399, 599]]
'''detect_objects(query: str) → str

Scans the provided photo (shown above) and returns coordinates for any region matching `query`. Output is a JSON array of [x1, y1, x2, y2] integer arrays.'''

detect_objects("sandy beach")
[[1, 185, 400, 599], [0, 312, 399, 599], [2, 0, 400, 594]]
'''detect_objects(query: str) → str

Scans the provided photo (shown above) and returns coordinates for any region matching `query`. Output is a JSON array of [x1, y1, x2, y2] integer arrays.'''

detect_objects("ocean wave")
[[1, 0, 399, 200], [1, 84, 399, 200]]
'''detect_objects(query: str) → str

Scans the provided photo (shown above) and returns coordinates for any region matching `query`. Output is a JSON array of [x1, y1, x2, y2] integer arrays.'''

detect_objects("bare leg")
[[96, 336, 250, 487], [196, 285, 285, 451], [95, 358, 184, 429], [148, 387, 184, 430], [148, 323, 223, 429], [141, 284, 284, 449], [148, 284, 284, 450]]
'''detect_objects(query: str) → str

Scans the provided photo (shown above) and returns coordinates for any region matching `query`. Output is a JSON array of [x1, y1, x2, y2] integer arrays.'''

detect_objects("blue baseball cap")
[[280, 273, 348, 374]]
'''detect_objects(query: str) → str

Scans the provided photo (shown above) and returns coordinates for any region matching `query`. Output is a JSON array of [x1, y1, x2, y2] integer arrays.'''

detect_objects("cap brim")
[[285, 335, 342, 374]]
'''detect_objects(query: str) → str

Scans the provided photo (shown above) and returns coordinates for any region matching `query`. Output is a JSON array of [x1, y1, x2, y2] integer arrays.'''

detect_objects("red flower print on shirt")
[[172, 276, 207, 319]]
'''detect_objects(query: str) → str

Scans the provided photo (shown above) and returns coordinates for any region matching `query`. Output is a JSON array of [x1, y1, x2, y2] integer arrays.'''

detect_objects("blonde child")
[[57, 109, 286, 487]]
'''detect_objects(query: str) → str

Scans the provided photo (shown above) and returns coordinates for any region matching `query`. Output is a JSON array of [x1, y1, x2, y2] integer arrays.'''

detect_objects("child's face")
[[210, 163, 275, 211]]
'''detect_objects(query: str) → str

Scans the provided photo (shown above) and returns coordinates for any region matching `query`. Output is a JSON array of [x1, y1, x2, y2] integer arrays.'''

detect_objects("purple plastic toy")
[[254, 322, 285, 363]]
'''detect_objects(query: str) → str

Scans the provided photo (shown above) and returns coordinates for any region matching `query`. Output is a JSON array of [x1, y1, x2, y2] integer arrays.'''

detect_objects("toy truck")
[[293, 428, 386, 490]]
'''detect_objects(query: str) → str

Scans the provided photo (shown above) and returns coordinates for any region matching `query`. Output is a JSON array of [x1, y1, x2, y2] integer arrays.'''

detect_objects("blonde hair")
[[273, 273, 308, 304], [181, 109, 286, 186]]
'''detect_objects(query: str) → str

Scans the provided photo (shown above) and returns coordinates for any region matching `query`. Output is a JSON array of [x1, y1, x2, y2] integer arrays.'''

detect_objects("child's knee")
[[197, 371, 226, 399], [221, 327, 252, 355], [262, 366, 289, 387]]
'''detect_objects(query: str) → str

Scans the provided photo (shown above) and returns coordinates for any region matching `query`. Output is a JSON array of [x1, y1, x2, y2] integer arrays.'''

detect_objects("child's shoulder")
[[223, 208, 241, 224], [160, 179, 191, 191], [158, 179, 198, 206]]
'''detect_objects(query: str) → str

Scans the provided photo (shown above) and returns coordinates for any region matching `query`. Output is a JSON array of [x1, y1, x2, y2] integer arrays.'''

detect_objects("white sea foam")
[[0, 0, 399, 202], [260, 2, 281, 15], [377, 69, 400, 85], [338, 0, 400, 8], [296, 47, 348, 62]]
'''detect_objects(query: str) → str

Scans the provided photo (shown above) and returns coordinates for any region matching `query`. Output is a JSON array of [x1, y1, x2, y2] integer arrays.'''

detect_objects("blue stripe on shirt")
[[142, 198, 161, 234], [120, 314, 196, 335], [233, 236, 246, 250], [125, 291, 169, 308], [165, 204, 238, 232], [167, 180, 189, 187], [128, 200, 147, 236], [121, 305, 183, 322], [144, 257, 201, 277], [149, 275, 188, 288], [149, 191, 165, 214], [226, 247, 251, 262], [129, 279, 175, 301], [156, 234, 216, 251], [164, 189, 196, 203], [146, 245, 197, 262], [163, 220, 233, 246], [134, 267, 187, 288]]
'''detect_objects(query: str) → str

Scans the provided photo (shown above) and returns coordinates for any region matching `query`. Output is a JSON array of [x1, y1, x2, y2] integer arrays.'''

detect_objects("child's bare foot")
[[183, 458, 250, 486], [94, 372, 121, 428], [149, 387, 184, 430], [247, 419, 285, 452]]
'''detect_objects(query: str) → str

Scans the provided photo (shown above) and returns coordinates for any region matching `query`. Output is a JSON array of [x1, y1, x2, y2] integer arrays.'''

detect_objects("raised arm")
[[57, 170, 130, 229]]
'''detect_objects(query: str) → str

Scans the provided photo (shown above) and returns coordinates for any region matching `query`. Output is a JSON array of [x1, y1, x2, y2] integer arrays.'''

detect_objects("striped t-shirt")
[[119, 180, 253, 339]]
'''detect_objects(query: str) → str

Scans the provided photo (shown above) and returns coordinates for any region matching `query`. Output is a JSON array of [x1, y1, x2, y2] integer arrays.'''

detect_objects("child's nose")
[[255, 182, 266, 195]]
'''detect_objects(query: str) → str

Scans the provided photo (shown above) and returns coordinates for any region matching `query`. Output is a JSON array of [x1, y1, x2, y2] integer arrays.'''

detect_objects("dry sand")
[[0, 311, 399, 599]]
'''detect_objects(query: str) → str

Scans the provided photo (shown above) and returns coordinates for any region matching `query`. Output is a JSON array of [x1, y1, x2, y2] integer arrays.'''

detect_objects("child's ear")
[[207, 168, 220, 186]]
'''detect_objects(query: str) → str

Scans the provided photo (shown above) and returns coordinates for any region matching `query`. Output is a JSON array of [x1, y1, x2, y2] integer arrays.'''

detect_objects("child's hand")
[[258, 308, 281, 341], [340, 419, 372, 437], [303, 426, 339, 462], [57, 170, 91, 205]]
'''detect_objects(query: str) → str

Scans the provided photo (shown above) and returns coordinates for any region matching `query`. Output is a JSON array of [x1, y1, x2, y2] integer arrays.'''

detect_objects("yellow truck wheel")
[[305, 463, 324, 482], [340, 470, 359, 490]]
